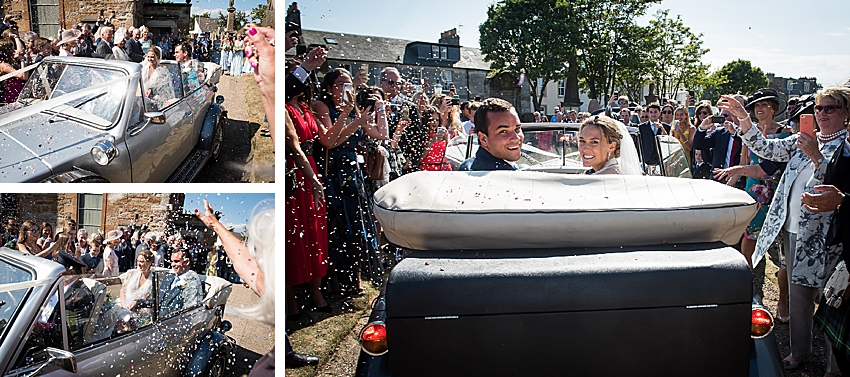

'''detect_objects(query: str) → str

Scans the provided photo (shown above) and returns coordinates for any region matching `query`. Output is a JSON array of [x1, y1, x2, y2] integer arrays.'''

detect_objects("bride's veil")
[[614, 119, 644, 175]]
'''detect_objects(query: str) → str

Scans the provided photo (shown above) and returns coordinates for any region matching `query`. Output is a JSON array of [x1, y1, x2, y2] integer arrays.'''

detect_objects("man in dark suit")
[[637, 102, 666, 167], [158, 248, 202, 317], [692, 109, 743, 182], [93, 25, 114, 58], [123, 27, 145, 63], [284, 31, 325, 102]]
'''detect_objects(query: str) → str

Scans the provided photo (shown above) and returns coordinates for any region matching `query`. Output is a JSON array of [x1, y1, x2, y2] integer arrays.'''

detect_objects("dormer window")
[[324, 37, 338, 44]]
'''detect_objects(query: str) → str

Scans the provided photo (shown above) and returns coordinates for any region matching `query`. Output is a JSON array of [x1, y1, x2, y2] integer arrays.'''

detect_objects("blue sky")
[[183, 193, 274, 233], [191, 0, 268, 18], [290, 0, 850, 86]]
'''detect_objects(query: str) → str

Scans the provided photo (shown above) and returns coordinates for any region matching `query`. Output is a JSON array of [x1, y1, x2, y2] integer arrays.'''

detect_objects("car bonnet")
[[0, 113, 113, 181]]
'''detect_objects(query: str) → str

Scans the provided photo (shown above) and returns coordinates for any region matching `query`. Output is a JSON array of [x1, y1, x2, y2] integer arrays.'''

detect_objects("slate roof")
[[300, 29, 491, 71], [195, 17, 218, 33]]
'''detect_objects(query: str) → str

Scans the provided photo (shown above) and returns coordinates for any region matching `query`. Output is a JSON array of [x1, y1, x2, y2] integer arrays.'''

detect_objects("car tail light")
[[360, 322, 388, 356], [751, 306, 774, 338]]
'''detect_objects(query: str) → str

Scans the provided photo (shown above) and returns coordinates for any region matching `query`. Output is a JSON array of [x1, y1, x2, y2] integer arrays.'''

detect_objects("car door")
[[152, 270, 209, 376], [122, 65, 195, 182]]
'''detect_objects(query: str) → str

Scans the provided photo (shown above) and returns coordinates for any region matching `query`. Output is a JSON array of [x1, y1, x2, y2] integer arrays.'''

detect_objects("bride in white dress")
[[578, 115, 643, 175], [120, 249, 154, 311]]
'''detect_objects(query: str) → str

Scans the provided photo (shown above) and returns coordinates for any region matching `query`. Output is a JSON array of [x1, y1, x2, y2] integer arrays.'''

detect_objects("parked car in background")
[[356, 171, 785, 377], [0, 57, 226, 183], [0, 247, 234, 377]]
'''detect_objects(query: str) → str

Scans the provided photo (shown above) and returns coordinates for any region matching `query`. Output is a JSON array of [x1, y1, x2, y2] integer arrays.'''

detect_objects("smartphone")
[[800, 114, 815, 138], [451, 95, 460, 106], [711, 115, 725, 124], [613, 91, 619, 97], [343, 83, 354, 104], [295, 44, 307, 55], [688, 90, 695, 97]]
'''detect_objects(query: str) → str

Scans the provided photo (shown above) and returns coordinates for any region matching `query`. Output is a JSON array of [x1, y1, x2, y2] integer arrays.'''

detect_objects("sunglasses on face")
[[382, 79, 402, 86], [617, 101, 627, 105], [815, 105, 840, 114]]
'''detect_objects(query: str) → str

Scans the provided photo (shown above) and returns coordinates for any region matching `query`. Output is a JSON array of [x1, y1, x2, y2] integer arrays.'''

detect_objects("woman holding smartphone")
[[714, 90, 792, 325], [719, 88, 850, 373], [313, 68, 388, 298]]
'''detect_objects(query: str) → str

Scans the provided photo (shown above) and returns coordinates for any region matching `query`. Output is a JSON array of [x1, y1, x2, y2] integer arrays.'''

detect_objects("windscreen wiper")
[[47, 92, 107, 123]]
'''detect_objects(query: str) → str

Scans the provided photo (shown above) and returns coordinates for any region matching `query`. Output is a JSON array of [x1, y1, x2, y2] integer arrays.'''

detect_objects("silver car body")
[[0, 247, 233, 377], [0, 57, 224, 183]]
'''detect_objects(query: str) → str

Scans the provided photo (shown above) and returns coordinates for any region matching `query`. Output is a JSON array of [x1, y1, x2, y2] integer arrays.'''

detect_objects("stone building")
[[296, 28, 532, 113], [0, 193, 184, 237], [0, 0, 191, 39], [767, 73, 820, 98]]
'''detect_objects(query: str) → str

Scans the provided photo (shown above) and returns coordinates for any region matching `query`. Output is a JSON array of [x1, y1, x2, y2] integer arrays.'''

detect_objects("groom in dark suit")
[[158, 249, 202, 317]]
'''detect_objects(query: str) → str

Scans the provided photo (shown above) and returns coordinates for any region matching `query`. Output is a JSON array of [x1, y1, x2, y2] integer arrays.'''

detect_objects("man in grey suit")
[[158, 248, 202, 317], [123, 27, 145, 63], [93, 25, 114, 58]]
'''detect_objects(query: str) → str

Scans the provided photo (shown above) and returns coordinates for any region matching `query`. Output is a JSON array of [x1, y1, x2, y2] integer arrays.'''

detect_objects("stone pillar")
[[225, 0, 235, 32]]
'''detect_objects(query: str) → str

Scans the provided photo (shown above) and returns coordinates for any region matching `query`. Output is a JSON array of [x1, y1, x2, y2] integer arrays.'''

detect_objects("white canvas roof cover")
[[373, 171, 757, 250]]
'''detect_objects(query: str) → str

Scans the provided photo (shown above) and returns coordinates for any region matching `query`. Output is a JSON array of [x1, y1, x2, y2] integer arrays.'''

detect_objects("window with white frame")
[[558, 80, 565, 97], [431, 45, 440, 59], [442, 71, 453, 84], [440, 46, 448, 60]]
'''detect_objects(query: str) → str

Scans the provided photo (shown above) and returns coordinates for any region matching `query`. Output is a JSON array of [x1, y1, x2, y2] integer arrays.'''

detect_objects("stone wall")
[[15, 194, 76, 230], [10, 193, 183, 235], [102, 193, 183, 232], [0, 0, 143, 33]]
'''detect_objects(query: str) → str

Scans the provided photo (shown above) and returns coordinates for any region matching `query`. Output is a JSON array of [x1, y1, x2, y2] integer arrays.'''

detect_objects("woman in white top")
[[140, 47, 176, 110], [101, 229, 122, 277], [56, 29, 80, 57], [578, 115, 643, 175], [720, 89, 850, 372], [120, 249, 154, 311]]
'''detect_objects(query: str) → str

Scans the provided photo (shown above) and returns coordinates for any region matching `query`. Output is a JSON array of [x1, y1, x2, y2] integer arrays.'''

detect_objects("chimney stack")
[[439, 28, 460, 46]]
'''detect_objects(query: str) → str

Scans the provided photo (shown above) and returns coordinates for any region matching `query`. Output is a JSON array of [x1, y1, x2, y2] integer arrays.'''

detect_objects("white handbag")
[[824, 260, 850, 308]]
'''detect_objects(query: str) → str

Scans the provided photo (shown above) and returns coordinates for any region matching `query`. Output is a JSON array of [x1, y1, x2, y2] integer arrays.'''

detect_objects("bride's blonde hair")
[[579, 115, 622, 158]]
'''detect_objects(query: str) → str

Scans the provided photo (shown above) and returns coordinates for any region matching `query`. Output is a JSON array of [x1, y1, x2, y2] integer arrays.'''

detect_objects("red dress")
[[419, 133, 451, 171], [285, 102, 328, 285]]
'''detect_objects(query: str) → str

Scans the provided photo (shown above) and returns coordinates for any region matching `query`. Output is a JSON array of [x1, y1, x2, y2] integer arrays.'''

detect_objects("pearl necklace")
[[818, 129, 847, 143]]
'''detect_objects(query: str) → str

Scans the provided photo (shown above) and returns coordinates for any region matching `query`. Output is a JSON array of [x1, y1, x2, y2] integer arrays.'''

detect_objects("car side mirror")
[[24, 347, 77, 377], [145, 112, 166, 124]]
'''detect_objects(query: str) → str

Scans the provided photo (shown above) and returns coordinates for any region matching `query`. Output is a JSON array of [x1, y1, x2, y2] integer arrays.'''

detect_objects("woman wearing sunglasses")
[[720, 88, 850, 374]]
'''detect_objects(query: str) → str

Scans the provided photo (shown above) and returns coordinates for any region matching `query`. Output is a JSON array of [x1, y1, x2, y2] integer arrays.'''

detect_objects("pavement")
[[221, 283, 275, 377]]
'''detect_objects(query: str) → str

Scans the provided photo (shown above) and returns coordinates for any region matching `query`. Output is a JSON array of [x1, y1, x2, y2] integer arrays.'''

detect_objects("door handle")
[[143, 343, 167, 355]]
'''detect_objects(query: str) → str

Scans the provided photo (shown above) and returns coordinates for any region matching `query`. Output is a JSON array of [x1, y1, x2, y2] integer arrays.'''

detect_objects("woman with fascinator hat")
[[720, 87, 850, 374], [714, 89, 793, 319]]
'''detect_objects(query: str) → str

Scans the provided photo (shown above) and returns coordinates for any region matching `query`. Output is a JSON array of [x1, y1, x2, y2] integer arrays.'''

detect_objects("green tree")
[[707, 59, 769, 101], [250, 4, 269, 25], [574, 1, 656, 101], [644, 9, 711, 102], [217, 10, 249, 31], [479, 0, 658, 112], [479, 0, 573, 112]]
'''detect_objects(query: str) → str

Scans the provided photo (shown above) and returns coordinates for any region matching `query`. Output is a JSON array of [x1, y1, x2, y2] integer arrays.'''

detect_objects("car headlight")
[[91, 140, 117, 166], [359, 321, 388, 356]]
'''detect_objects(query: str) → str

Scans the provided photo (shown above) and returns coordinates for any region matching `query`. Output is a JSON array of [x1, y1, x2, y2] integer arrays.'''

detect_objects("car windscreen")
[[0, 259, 34, 340], [16, 62, 127, 128]]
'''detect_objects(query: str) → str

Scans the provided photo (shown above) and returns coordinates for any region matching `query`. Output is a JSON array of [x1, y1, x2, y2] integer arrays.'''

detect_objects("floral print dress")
[[742, 126, 844, 288]]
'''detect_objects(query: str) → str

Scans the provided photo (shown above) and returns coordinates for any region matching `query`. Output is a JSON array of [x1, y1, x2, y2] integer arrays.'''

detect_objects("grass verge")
[[286, 281, 381, 377], [242, 75, 275, 182]]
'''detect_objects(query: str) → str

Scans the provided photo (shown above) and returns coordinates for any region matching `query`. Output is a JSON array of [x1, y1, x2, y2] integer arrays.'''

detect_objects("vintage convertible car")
[[0, 247, 234, 377], [0, 57, 226, 183], [356, 171, 785, 377], [444, 122, 692, 178]]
